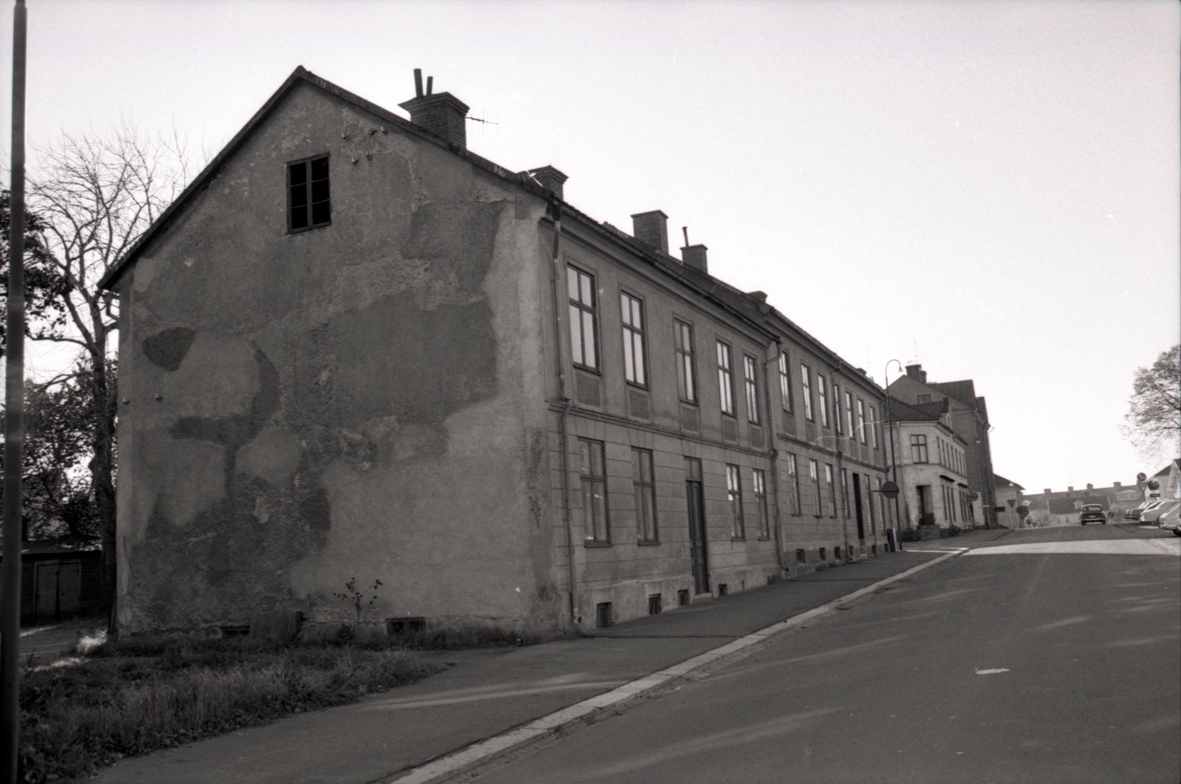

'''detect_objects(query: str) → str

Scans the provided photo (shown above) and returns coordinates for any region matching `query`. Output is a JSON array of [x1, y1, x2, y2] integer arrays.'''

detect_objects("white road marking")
[[965, 539, 1180, 556], [387, 548, 966, 783], [975, 668, 1010, 675]]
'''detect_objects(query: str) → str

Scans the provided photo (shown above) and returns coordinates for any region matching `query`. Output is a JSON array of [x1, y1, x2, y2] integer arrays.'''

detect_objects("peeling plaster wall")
[[116, 83, 557, 633]]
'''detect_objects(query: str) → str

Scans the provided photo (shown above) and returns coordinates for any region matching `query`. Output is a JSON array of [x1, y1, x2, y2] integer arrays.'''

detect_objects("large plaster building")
[[102, 68, 895, 635], [884, 398, 974, 534], [887, 364, 997, 528]]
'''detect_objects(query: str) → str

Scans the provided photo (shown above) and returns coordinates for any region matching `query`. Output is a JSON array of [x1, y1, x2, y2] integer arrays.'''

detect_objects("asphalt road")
[[463, 526, 1180, 784]]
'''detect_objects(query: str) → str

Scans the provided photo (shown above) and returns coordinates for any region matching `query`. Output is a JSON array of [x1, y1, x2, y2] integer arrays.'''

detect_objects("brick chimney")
[[1086, 483, 1093, 490], [399, 70, 469, 150], [1114, 481, 1121, 487], [631, 210, 668, 253], [905, 364, 927, 383], [521, 165, 568, 200], [681, 244, 708, 273]]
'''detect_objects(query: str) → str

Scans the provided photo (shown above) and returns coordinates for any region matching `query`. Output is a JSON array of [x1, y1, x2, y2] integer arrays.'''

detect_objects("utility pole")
[[1, 2, 28, 781]]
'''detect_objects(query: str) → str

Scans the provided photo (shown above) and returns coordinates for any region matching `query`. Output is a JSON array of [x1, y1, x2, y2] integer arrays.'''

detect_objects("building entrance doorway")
[[852, 473, 866, 540], [685, 458, 710, 595]]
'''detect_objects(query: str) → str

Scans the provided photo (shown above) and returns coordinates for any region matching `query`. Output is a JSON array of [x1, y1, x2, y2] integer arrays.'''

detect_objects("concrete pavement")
[[93, 530, 1007, 784]]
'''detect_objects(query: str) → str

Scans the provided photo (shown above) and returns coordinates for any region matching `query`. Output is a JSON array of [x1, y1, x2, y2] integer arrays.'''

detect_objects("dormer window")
[[288, 155, 331, 232]]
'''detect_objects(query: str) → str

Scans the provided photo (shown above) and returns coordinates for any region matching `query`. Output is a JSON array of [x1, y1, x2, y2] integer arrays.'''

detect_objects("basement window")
[[288, 154, 331, 232]]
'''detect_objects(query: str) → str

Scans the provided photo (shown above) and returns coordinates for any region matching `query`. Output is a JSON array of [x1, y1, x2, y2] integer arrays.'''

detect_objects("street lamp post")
[[883, 359, 903, 550]]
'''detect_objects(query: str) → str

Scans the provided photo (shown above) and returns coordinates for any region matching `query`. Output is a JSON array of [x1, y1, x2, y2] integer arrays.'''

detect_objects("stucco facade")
[[105, 68, 892, 634], [885, 399, 973, 534], [887, 364, 996, 528]]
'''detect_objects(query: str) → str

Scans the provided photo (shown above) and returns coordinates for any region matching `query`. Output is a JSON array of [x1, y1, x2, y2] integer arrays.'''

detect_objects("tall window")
[[674, 320, 697, 403], [717, 341, 735, 416], [743, 355, 760, 424], [832, 383, 843, 434], [825, 464, 837, 517], [840, 469, 850, 517], [288, 155, 331, 232], [817, 374, 830, 428], [910, 434, 928, 463], [579, 439, 609, 542], [753, 469, 769, 538], [632, 448, 657, 543], [778, 352, 793, 412], [620, 292, 647, 386], [727, 464, 745, 539], [869, 406, 879, 448], [801, 364, 814, 421], [857, 399, 867, 444], [844, 392, 854, 439], [568, 266, 599, 370], [786, 453, 802, 514], [809, 459, 821, 515]]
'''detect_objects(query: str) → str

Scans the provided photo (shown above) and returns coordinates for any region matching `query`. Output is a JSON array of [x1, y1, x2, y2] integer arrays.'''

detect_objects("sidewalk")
[[94, 533, 1004, 784]]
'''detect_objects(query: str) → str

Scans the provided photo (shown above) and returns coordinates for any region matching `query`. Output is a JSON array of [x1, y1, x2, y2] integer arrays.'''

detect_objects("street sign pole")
[[1, 2, 27, 781]]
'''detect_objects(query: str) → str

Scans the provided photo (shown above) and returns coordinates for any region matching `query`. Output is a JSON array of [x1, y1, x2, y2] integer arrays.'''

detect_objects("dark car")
[[1079, 504, 1106, 525]]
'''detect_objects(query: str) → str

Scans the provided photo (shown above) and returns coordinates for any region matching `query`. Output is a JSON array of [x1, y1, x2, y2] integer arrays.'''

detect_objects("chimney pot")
[[521, 165, 568, 201], [399, 89, 470, 150]]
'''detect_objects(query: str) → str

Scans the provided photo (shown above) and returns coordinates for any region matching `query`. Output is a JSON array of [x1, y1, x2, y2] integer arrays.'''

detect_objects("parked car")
[[1158, 504, 1181, 537], [1079, 504, 1106, 525], [1126, 500, 1164, 522], [1143, 500, 1179, 525]]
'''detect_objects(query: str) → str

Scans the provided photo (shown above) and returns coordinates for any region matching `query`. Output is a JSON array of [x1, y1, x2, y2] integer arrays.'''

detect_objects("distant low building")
[[992, 474, 1024, 528], [1024, 482, 1141, 527]]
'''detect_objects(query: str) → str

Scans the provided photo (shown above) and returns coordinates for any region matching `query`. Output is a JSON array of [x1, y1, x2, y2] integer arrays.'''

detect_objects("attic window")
[[288, 155, 331, 232]]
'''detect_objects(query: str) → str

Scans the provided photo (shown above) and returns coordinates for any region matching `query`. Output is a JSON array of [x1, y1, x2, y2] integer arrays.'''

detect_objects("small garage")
[[1, 542, 103, 625]]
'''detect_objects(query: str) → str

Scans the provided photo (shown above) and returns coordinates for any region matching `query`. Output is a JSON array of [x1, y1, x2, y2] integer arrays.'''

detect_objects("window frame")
[[809, 458, 821, 516], [801, 364, 814, 421], [825, 463, 837, 518], [567, 265, 600, 372], [910, 433, 929, 464], [778, 351, 793, 412], [578, 438, 610, 544], [857, 398, 867, 444], [844, 391, 854, 439], [632, 447, 658, 543], [753, 468, 769, 539], [674, 319, 697, 404], [287, 154, 332, 233], [727, 464, 745, 539], [717, 340, 736, 417], [817, 373, 830, 428], [743, 355, 760, 424], [786, 452, 802, 515], [620, 291, 648, 388], [869, 405, 879, 449], [832, 382, 843, 435]]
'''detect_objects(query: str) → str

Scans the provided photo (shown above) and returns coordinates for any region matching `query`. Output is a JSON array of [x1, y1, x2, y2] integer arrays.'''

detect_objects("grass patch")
[[20, 636, 442, 783]]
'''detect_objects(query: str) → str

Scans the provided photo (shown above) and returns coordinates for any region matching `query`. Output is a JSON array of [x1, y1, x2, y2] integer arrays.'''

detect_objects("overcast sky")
[[3, 0, 1178, 493]]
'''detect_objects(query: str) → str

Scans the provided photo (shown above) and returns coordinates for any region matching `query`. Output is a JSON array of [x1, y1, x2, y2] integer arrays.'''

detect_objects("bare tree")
[[1123, 345, 1181, 462], [27, 127, 191, 627]]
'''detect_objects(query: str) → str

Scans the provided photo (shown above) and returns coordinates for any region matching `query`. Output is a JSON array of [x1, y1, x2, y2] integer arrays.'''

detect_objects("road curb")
[[386, 548, 967, 784]]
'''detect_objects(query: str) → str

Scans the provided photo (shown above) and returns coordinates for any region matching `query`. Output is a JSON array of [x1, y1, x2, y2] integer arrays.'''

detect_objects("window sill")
[[583, 541, 612, 548], [637, 539, 660, 546], [731, 536, 746, 542], [757, 536, 771, 541]]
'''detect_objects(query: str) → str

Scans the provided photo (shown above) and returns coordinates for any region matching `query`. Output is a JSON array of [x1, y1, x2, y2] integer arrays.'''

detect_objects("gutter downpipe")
[[546, 196, 579, 627], [763, 340, 785, 573]]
